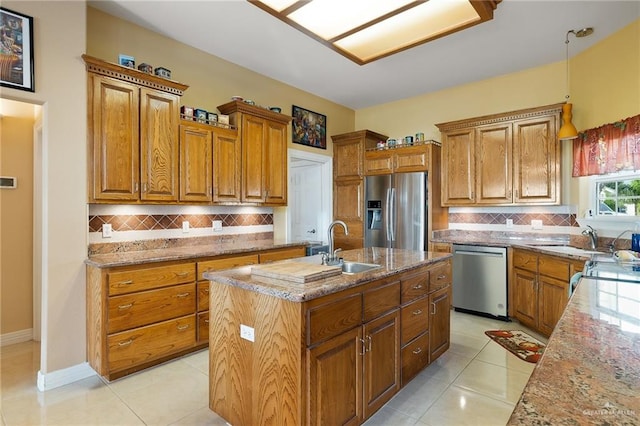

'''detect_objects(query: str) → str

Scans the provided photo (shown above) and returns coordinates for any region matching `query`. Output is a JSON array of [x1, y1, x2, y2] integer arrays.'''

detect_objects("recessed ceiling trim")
[[249, 0, 501, 65]]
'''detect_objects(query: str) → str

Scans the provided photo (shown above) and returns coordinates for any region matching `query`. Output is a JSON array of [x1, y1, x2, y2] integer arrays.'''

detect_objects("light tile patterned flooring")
[[1, 311, 546, 426]]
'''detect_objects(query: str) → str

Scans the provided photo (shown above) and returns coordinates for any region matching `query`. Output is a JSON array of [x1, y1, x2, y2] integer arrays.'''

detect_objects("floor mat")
[[485, 330, 545, 363]]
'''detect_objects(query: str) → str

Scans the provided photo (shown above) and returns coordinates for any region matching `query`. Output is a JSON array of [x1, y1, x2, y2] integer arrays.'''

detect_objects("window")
[[595, 173, 640, 217]]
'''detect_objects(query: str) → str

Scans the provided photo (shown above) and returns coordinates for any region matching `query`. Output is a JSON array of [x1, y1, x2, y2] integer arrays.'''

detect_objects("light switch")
[[240, 324, 255, 342], [182, 221, 190, 233], [212, 220, 223, 231], [102, 224, 112, 238], [531, 219, 543, 230]]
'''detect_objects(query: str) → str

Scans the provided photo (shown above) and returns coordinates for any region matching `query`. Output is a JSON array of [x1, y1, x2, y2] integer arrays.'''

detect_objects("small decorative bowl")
[[244, 99, 255, 105], [231, 96, 243, 101], [269, 107, 281, 113]]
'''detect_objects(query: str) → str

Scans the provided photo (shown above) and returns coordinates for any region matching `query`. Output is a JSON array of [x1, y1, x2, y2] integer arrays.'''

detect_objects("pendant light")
[[558, 27, 594, 141]]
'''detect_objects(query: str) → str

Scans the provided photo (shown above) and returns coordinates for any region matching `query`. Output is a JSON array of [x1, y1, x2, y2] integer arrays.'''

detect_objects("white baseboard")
[[0, 328, 33, 346], [37, 362, 97, 391]]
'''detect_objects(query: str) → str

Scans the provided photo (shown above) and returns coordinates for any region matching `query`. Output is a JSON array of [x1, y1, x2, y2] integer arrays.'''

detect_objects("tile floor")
[[0, 311, 547, 426]]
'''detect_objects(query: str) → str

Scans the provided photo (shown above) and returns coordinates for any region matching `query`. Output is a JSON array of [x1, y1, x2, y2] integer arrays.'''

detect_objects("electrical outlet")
[[240, 324, 255, 342], [212, 220, 223, 231], [506, 219, 513, 228], [531, 219, 543, 230], [102, 224, 112, 238], [182, 221, 190, 233]]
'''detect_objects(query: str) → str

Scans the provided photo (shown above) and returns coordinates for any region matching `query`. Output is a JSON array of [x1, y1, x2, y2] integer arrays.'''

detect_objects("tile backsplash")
[[448, 211, 578, 227], [88, 212, 273, 232]]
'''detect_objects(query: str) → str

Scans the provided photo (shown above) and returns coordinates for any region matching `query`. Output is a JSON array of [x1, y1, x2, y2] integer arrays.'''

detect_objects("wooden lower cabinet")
[[512, 248, 585, 336], [209, 257, 452, 425], [87, 245, 305, 380]]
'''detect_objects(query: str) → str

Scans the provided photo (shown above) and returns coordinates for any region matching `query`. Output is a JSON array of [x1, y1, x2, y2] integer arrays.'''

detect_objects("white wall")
[[0, 1, 88, 388]]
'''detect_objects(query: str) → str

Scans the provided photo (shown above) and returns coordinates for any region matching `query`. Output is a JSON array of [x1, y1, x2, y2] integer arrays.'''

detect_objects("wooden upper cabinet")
[[364, 145, 430, 176], [476, 123, 512, 204], [513, 115, 559, 204], [83, 55, 188, 204], [212, 126, 241, 203], [218, 100, 292, 206], [437, 103, 562, 207], [441, 128, 475, 205], [179, 121, 212, 202], [90, 75, 140, 201]]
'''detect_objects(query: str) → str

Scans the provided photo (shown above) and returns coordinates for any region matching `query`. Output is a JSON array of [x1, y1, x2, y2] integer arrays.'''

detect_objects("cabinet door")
[[442, 129, 475, 205], [212, 127, 241, 203], [476, 123, 512, 204], [264, 119, 287, 205], [334, 138, 363, 180], [513, 115, 559, 204], [513, 267, 538, 329], [90, 75, 139, 201], [538, 275, 568, 336], [140, 88, 180, 201], [179, 124, 212, 202], [393, 145, 429, 173], [364, 150, 393, 175], [307, 327, 363, 426], [241, 114, 266, 203], [429, 286, 450, 361], [334, 179, 363, 222], [363, 310, 400, 420]]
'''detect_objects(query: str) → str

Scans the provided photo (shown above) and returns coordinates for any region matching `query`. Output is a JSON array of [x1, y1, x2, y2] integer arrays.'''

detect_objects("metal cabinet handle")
[[431, 302, 436, 315], [117, 280, 133, 285], [176, 272, 189, 277], [412, 284, 423, 290], [177, 324, 190, 331], [117, 303, 133, 310], [118, 339, 133, 347], [359, 338, 366, 356], [367, 335, 372, 352], [202, 288, 209, 293], [134, 182, 139, 192], [412, 347, 422, 355], [412, 309, 423, 315], [204, 319, 209, 324], [176, 292, 190, 298], [437, 274, 446, 280]]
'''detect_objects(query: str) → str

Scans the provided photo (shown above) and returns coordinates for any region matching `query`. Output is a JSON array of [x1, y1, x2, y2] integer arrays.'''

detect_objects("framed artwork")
[[292, 105, 327, 149], [118, 54, 135, 69], [0, 7, 34, 92]]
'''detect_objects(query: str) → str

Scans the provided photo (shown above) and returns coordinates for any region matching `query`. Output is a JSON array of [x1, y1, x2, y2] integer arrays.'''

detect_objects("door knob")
[[307, 229, 316, 234]]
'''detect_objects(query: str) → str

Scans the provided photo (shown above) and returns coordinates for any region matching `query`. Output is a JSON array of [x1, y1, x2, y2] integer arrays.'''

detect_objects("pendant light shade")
[[558, 103, 578, 140]]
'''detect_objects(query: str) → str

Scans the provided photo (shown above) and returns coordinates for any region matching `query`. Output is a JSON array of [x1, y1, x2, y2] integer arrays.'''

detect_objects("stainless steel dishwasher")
[[452, 244, 508, 320]]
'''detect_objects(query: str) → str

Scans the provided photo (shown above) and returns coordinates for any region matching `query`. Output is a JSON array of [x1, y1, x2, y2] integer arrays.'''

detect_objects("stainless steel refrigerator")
[[364, 172, 428, 250]]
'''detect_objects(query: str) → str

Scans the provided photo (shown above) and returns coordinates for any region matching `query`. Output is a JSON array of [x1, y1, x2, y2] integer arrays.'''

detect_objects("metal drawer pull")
[[437, 274, 446, 279], [412, 347, 422, 355], [118, 339, 133, 347], [176, 292, 190, 298], [431, 302, 436, 315], [204, 319, 209, 324], [118, 280, 133, 285], [412, 309, 423, 315], [177, 324, 190, 331], [412, 284, 423, 290], [176, 272, 189, 277], [202, 288, 209, 293], [117, 303, 133, 310]]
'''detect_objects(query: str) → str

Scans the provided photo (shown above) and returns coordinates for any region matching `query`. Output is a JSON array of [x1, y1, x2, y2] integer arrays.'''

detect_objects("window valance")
[[572, 114, 640, 177]]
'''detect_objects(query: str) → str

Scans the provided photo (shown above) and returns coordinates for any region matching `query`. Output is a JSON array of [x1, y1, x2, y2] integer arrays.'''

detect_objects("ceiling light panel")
[[288, 0, 414, 40], [335, 0, 480, 62], [257, 0, 297, 12]]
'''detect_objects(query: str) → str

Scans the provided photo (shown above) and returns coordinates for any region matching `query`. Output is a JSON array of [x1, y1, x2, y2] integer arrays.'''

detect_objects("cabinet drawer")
[[513, 250, 537, 273], [108, 283, 196, 334], [363, 280, 400, 322], [538, 255, 570, 281], [401, 332, 429, 385], [429, 260, 451, 292], [108, 263, 195, 296], [401, 270, 429, 304], [307, 293, 362, 346], [107, 314, 196, 372], [258, 246, 305, 264], [401, 298, 429, 345], [197, 254, 259, 280], [197, 281, 210, 312], [197, 311, 209, 343]]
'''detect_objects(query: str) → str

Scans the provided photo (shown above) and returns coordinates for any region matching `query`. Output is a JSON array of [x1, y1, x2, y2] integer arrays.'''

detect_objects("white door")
[[290, 163, 322, 242]]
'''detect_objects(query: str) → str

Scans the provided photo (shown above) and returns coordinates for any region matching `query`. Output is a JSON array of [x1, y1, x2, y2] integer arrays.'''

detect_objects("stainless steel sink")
[[341, 261, 381, 275]]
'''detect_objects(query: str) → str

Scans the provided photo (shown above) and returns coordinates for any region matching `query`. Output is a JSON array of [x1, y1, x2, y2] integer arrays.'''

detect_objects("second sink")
[[341, 261, 381, 275]]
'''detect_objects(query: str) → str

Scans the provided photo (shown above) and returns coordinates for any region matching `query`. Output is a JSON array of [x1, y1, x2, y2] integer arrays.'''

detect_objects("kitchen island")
[[205, 247, 452, 425], [508, 274, 640, 425]]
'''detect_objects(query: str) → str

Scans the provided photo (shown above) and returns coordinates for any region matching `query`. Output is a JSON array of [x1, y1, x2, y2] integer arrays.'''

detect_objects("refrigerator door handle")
[[385, 188, 392, 243], [390, 187, 396, 242]]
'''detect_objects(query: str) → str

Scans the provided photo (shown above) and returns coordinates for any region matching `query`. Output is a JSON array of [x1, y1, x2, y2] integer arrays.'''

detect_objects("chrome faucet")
[[609, 229, 634, 253], [324, 220, 348, 265], [582, 225, 598, 250]]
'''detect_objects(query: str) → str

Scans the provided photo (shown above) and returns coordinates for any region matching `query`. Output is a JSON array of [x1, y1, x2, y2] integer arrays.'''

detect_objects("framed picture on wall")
[[0, 7, 34, 92], [292, 105, 327, 149]]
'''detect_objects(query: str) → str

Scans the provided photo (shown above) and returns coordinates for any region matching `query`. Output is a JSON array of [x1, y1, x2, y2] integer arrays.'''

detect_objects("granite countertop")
[[204, 247, 452, 302], [85, 239, 308, 268], [508, 276, 640, 425]]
